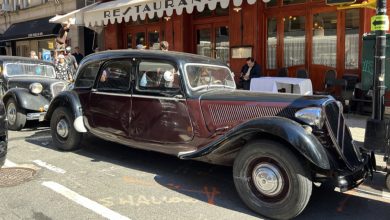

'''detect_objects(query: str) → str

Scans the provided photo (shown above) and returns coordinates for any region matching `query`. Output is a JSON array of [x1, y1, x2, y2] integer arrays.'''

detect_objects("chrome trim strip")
[[92, 91, 186, 101]]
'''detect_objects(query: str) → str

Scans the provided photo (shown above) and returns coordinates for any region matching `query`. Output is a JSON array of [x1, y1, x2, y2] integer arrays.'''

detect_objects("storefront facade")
[[63, 0, 388, 92]]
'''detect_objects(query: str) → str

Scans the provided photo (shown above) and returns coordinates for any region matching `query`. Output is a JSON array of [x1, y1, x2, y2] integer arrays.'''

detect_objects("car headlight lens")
[[295, 107, 325, 129], [29, 83, 43, 94]]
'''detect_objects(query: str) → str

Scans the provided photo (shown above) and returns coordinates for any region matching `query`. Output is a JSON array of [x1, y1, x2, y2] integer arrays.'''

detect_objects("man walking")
[[72, 46, 84, 64]]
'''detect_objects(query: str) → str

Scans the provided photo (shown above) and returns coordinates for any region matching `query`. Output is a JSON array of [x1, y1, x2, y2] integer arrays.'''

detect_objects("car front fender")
[[180, 116, 330, 170], [3, 88, 49, 111], [45, 91, 86, 133]]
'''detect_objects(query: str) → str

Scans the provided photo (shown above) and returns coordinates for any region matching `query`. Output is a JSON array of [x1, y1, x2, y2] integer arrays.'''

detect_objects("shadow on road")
[[24, 130, 390, 220]]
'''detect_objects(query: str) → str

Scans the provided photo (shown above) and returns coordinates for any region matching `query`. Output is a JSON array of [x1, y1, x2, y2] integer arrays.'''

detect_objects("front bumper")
[[27, 112, 46, 121], [336, 151, 375, 192]]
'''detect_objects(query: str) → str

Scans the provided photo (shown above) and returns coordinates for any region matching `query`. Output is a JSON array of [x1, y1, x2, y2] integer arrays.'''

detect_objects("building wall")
[[0, 0, 84, 55]]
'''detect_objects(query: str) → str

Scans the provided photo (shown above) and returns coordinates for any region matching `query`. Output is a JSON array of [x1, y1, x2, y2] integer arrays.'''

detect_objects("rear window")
[[5, 63, 56, 78]]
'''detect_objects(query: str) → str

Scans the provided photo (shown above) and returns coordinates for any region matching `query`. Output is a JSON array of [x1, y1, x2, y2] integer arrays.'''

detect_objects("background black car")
[[0, 99, 7, 166], [0, 56, 67, 130]]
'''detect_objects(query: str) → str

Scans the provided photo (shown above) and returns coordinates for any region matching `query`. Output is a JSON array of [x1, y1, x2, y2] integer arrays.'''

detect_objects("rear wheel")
[[233, 140, 312, 220], [50, 107, 82, 151], [6, 98, 26, 131]]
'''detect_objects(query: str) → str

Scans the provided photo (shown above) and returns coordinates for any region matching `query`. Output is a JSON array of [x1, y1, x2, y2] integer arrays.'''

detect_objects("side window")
[[138, 61, 180, 92], [97, 60, 132, 92], [74, 62, 101, 88]]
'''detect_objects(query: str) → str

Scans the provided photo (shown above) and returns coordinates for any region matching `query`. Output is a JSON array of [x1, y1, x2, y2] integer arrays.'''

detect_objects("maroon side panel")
[[130, 96, 193, 143], [87, 93, 131, 138]]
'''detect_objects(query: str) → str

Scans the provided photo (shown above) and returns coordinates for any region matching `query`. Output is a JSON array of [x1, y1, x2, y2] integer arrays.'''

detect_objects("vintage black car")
[[0, 56, 67, 130], [0, 99, 7, 167], [45, 50, 374, 219]]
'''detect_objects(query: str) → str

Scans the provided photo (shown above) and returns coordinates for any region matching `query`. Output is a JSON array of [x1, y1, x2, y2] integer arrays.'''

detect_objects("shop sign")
[[28, 32, 44, 38]]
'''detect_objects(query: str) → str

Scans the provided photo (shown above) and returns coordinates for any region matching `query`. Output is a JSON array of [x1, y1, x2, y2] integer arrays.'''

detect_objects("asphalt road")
[[1, 126, 389, 220]]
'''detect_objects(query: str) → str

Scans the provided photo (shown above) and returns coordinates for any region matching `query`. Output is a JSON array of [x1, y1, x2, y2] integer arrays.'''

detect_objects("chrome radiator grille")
[[51, 82, 66, 97], [324, 101, 362, 168]]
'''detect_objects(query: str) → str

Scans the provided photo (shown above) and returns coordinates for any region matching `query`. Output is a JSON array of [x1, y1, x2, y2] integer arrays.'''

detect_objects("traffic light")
[[326, 0, 356, 5]]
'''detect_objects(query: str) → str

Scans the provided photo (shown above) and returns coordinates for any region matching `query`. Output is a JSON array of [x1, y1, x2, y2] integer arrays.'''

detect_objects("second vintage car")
[[0, 56, 68, 130], [45, 50, 374, 220]]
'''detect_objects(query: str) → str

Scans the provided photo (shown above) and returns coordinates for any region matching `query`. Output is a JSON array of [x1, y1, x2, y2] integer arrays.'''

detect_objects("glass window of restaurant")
[[312, 12, 337, 68], [345, 9, 360, 70], [283, 15, 305, 67]]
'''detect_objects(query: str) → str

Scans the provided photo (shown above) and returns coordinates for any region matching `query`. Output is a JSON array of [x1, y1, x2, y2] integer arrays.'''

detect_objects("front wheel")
[[6, 98, 26, 131], [233, 140, 312, 220], [50, 107, 82, 151]]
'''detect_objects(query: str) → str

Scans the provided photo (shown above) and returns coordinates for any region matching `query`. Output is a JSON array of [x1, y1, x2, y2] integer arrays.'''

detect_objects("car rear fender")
[[3, 88, 49, 111], [45, 91, 87, 133], [180, 116, 330, 170]]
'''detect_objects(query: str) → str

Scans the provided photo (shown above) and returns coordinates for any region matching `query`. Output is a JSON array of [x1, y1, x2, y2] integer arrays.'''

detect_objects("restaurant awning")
[[82, 0, 257, 27], [0, 17, 61, 42]]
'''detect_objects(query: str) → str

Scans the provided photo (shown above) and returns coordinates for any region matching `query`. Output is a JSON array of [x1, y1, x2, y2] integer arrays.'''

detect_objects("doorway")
[[194, 23, 229, 64], [124, 26, 161, 50]]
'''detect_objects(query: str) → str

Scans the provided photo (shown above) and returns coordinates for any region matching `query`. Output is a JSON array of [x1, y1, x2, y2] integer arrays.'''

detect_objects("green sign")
[[326, 0, 355, 5], [371, 15, 390, 31]]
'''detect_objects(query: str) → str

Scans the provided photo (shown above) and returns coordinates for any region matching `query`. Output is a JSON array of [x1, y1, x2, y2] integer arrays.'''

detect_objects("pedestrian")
[[65, 46, 78, 80], [160, 41, 169, 51], [55, 54, 72, 81], [55, 21, 71, 51], [72, 46, 84, 64], [239, 57, 261, 90], [30, 50, 38, 59]]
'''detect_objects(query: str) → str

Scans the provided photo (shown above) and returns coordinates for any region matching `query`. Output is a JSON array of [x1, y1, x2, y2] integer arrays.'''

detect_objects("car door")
[[130, 59, 193, 143], [87, 59, 133, 138]]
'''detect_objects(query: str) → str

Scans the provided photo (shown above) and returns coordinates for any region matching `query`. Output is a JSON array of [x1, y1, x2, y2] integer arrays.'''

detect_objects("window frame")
[[74, 61, 102, 89]]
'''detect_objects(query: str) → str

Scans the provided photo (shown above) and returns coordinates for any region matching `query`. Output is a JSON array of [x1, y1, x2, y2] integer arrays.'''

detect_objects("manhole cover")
[[0, 167, 37, 187]]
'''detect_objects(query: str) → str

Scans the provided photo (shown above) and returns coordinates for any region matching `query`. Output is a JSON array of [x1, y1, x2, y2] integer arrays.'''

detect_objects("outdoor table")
[[250, 77, 313, 95]]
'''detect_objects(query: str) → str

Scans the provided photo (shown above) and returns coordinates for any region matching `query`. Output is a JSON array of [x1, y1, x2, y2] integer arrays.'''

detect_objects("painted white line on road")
[[33, 160, 66, 174], [3, 159, 17, 167], [42, 181, 131, 220]]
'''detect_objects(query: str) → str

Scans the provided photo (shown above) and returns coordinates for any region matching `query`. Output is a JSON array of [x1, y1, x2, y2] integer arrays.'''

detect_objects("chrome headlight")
[[295, 107, 325, 129], [29, 83, 43, 94]]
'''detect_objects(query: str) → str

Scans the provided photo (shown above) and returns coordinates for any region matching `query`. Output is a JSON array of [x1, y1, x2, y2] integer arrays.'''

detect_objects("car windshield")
[[185, 64, 235, 91], [5, 63, 56, 78]]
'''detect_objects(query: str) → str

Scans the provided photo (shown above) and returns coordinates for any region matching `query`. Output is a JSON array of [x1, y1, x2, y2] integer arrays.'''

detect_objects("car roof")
[[0, 56, 54, 66], [80, 49, 228, 67]]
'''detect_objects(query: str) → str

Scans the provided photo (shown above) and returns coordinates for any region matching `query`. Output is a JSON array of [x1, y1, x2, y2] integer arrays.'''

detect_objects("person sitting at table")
[[239, 57, 261, 90]]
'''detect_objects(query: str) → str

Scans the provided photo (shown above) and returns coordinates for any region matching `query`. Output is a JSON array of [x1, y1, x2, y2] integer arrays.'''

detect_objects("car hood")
[[197, 89, 332, 131]]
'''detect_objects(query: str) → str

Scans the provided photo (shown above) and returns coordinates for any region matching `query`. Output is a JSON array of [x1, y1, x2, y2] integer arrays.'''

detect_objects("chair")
[[277, 67, 288, 77], [296, 69, 309, 78], [324, 69, 337, 89]]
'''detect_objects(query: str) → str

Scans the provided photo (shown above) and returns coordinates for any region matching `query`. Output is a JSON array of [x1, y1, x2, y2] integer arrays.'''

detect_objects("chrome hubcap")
[[252, 163, 284, 196], [56, 119, 69, 138], [7, 103, 17, 125]]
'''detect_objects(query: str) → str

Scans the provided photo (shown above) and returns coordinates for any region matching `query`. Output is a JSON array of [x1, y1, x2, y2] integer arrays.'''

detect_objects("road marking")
[[42, 181, 131, 220], [3, 159, 17, 167], [33, 160, 66, 174]]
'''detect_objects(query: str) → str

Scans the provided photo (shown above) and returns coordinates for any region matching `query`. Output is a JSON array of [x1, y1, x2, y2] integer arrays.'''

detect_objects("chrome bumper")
[[27, 112, 46, 121]]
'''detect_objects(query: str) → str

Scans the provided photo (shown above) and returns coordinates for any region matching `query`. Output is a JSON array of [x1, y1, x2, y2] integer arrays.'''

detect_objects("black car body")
[[0, 99, 7, 166], [46, 50, 375, 219], [0, 56, 67, 130]]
